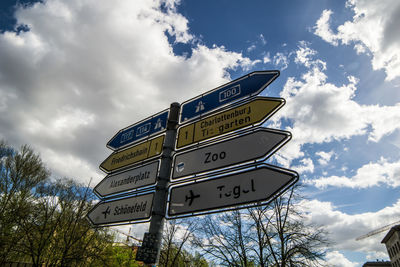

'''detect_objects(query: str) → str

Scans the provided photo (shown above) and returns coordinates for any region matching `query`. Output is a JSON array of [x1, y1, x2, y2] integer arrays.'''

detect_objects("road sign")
[[172, 128, 291, 180], [180, 71, 279, 123], [176, 97, 284, 149], [168, 165, 298, 217], [107, 110, 169, 150], [95, 161, 159, 198], [100, 135, 164, 173], [87, 193, 154, 226]]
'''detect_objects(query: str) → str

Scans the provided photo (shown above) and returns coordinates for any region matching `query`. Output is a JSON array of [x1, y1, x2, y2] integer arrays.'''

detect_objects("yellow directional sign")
[[176, 97, 284, 149], [100, 135, 164, 173]]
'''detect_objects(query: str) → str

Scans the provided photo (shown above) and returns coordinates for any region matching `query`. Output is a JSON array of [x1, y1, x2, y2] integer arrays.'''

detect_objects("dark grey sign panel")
[[95, 161, 159, 198], [172, 128, 291, 180], [168, 165, 298, 217], [87, 193, 153, 226]]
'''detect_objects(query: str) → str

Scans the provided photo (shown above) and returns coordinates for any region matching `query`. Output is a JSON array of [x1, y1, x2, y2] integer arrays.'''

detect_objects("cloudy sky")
[[1, 0, 400, 265]]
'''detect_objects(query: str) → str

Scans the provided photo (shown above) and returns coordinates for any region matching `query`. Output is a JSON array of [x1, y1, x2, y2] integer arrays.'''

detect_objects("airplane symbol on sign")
[[185, 190, 200, 206], [102, 206, 110, 219]]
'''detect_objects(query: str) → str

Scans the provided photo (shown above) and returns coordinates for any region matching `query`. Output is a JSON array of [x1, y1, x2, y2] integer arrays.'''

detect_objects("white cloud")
[[292, 157, 314, 174], [247, 34, 267, 53], [263, 52, 271, 64], [274, 66, 362, 162], [273, 52, 289, 70], [247, 44, 256, 52], [0, 0, 256, 183], [0, 89, 16, 112], [272, 43, 400, 164], [325, 251, 358, 267], [314, 0, 400, 81], [314, 10, 339, 46], [316, 151, 335, 165], [259, 34, 267, 45], [365, 103, 400, 142], [42, 148, 99, 183], [366, 251, 390, 261], [300, 198, 400, 255], [294, 41, 326, 70], [309, 157, 400, 189]]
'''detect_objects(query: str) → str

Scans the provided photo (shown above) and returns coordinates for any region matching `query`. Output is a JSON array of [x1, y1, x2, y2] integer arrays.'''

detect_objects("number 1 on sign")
[[177, 124, 195, 148], [148, 135, 165, 157]]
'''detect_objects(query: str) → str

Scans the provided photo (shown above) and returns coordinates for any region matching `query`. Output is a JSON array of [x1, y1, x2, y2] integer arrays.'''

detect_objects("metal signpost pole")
[[147, 102, 180, 266]]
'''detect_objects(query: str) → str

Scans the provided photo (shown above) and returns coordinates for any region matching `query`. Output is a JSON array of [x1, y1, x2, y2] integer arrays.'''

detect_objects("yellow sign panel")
[[100, 135, 164, 172], [176, 97, 284, 149]]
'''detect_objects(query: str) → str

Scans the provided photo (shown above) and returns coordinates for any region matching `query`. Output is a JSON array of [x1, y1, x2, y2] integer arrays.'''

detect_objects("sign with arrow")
[[95, 161, 159, 198], [87, 193, 154, 226], [168, 165, 298, 217], [107, 109, 169, 151], [176, 97, 285, 149], [172, 128, 291, 180], [180, 71, 279, 123], [89, 70, 299, 267], [100, 135, 164, 173]]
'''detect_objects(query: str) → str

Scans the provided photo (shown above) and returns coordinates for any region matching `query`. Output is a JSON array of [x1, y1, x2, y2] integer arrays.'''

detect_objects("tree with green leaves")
[[0, 141, 50, 265], [100, 245, 140, 267], [15, 177, 116, 266], [0, 141, 115, 266]]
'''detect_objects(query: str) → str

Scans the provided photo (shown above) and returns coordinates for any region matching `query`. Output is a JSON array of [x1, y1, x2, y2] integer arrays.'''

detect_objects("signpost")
[[100, 135, 164, 173], [107, 109, 169, 150], [172, 128, 291, 180], [95, 161, 159, 198], [87, 193, 154, 226], [88, 70, 298, 266], [168, 165, 298, 217], [176, 97, 284, 149], [180, 71, 279, 123]]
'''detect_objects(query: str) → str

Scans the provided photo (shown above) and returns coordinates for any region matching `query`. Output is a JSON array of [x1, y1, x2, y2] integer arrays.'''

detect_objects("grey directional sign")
[[95, 161, 159, 198], [172, 128, 291, 180], [87, 193, 154, 226], [168, 165, 298, 217]]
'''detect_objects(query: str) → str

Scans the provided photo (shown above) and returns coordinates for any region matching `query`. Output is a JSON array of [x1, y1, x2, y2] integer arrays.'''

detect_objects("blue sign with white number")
[[107, 110, 169, 150], [180, 70, 279, 123]]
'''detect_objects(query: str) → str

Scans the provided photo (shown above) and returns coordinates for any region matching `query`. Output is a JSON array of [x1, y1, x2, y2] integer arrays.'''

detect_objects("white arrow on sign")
[[87, 193, 154, 226], [172, 128, 291, 180], [167, 165, 298, 218], [94, 161, 159, 198]]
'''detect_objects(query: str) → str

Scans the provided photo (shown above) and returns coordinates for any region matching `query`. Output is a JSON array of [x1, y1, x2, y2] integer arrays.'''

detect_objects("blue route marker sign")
[[180, 70, 279, 124], [107, 109, 169, 151]]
